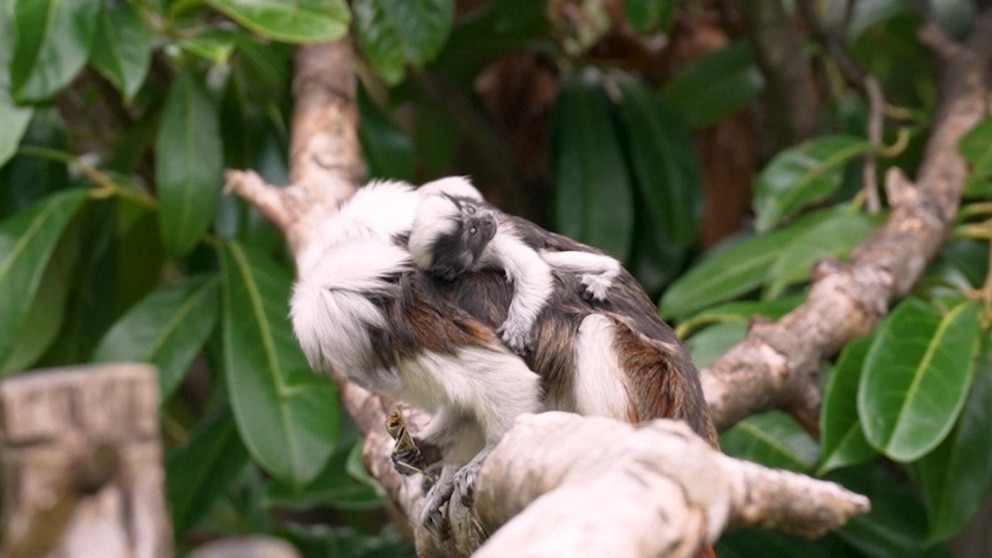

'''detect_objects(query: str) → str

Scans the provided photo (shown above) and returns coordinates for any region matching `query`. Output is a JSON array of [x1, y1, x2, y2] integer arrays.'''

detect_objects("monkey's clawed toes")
[[453, 461, 481, 508], [421, 480, 455, 540], [497, 324, 532, 355]]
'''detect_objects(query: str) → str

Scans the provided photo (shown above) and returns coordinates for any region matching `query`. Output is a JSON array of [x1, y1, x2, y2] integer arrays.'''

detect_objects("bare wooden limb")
[[703, 11, 992, 431], [0, 364, 171, 558], [468, 413, 869, 558]]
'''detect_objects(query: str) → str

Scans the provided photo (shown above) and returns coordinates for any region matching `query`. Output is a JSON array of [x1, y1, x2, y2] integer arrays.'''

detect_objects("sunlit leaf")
[[859, 300, 980, 462], [819, 336, 877, 475], [720, 411, 818, 472], [155, 69, 223, 257], [220, 241, 339, 486], [206, 0, 350, 44], [0, 189, 87, 371], [675, 295, 803, 339], [753, 135, 873, 233], [685, 322, 746, 370], [353, 0, 453, 84], [89, 1, 149, 101], [92, 276, 220, 401], [553, 74, 633, 260], [10, 0, 100, 102]]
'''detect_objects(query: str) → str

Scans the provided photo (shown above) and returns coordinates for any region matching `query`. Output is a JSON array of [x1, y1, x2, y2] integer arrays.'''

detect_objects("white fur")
[[399, 345, 543, 464], [573, 315, 631, 418], [540, 249, 621, 301], [479, 222, 555, 353], [408, 194, 459, 269], [418, 176, 484, 200]]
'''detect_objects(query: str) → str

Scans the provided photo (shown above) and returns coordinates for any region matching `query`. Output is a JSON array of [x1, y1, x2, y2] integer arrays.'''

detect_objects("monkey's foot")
[[580, 273, 612, 301], [497, 321, 532, 355], [453, 446, 492, 508], [421, 476, 455, 540]]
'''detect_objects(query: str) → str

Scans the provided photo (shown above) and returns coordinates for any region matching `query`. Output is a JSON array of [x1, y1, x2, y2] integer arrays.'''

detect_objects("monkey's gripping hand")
[[497, 319, 533, 355], [580, 272, 613, 302]]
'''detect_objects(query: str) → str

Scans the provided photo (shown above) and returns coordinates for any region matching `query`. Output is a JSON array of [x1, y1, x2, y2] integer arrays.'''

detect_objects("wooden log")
[[0, 363, 171, 558]]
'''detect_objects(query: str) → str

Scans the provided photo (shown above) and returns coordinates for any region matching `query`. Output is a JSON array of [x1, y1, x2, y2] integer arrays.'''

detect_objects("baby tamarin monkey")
[[408, 177, 622, 354]]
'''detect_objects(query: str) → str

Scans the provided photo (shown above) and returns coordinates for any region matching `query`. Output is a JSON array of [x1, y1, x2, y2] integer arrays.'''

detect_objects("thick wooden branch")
[[702, 12, 992, 432], [467, 413, 868, 557]]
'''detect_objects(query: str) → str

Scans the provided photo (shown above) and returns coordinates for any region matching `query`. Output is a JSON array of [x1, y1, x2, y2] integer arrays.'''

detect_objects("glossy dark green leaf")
[[553, 75, 633, 260], [675, 295, 804, 339], [819, 336, 877, 475], [167, 409, 250, 537], [830, 464, 950, 558], [720, 411, 818, 472], [89, 1, 149, 102], [859, 300, 980, 462], [765, 210, 881, 298], [754, 135, 873, 233], [0, 189, 87, 372], [155, 69, 223, 257], [353, 0, 453, 84], [265, 442, 385, 510], [623, 0, 675, 33], [918, 342, 992, 543], [206, 0, 350, 44], [10, 0, 100, 102], [615, 76, 701, 244], [220, 241, 339, 486], [660, 41, 764, 129], [359, 88, 413, 181], [0, 3, 32, 167], [92, 276, 220, 401], [660, 210, 833, 320], [685, 322, 746, 369]]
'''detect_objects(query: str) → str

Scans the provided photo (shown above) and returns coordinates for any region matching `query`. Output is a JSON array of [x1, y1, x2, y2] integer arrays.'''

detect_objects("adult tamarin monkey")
[[289, 177, 716, 538]]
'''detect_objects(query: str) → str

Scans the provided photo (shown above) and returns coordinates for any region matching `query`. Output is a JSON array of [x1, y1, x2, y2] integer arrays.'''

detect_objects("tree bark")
[[0, 363, 171, 558]]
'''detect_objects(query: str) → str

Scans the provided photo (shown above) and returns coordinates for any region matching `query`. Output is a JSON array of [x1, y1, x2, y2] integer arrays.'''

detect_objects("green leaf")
[[89, 1, 149, 102], [166, 409, 250, 537], [753, 135, 873, 233], [178, 28, 240, 65], [553, 74, 633, 260], [858, 299, 980, 462], [92, 276, 220, 402], [10, 0, 100, 102], [0, 97, 32, 176], [359, 88, 413, 181], [685, 322, 747, 370], [615, 76, 702, 244], [660, 41, 764, 129], [0, 189, 87, 372], [660, 210, 833, 320], [675, 295, 804, 339], [765, 210, 881, 298], [155, 69, 223, 257], [819, 336, 877, 475], [206, 0, 350, 44], [265, 442, 385, 510], [958, 117, 992, 173], [720, 411, 818, 472], [353, 0, 453, 84], [623, 0, 675, 34], [220, 241, 339, 486], [918, 341, 992, 543]]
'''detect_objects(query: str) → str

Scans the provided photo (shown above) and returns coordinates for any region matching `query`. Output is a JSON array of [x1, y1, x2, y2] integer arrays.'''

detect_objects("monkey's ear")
[[418, 176, 483, 201]]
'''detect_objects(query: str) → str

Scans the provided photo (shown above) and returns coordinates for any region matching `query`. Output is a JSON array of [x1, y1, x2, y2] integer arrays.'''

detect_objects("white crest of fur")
[[408, 194, 460, 270], [573, 314, 631, 418], [418, 176, 483, 200]]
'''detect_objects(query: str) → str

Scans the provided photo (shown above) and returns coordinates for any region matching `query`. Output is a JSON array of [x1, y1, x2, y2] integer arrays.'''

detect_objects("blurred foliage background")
[[1, 0, 991, 556]]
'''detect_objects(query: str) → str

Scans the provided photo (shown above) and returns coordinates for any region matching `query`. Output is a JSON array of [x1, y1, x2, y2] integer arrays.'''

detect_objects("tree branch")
[[702, 11, 992, 432]]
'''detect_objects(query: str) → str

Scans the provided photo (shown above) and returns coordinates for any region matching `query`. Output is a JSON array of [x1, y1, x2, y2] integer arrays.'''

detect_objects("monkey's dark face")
[[426, 196, 497, 281]]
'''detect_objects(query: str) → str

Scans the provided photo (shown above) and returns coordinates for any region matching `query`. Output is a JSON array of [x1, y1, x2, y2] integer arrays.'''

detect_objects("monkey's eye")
[[466, 206, 476, 214], [469, 226, 478, 236]]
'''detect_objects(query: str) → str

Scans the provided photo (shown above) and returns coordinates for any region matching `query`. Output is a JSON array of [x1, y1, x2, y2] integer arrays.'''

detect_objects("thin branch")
[[702, 11, 992, 431]]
